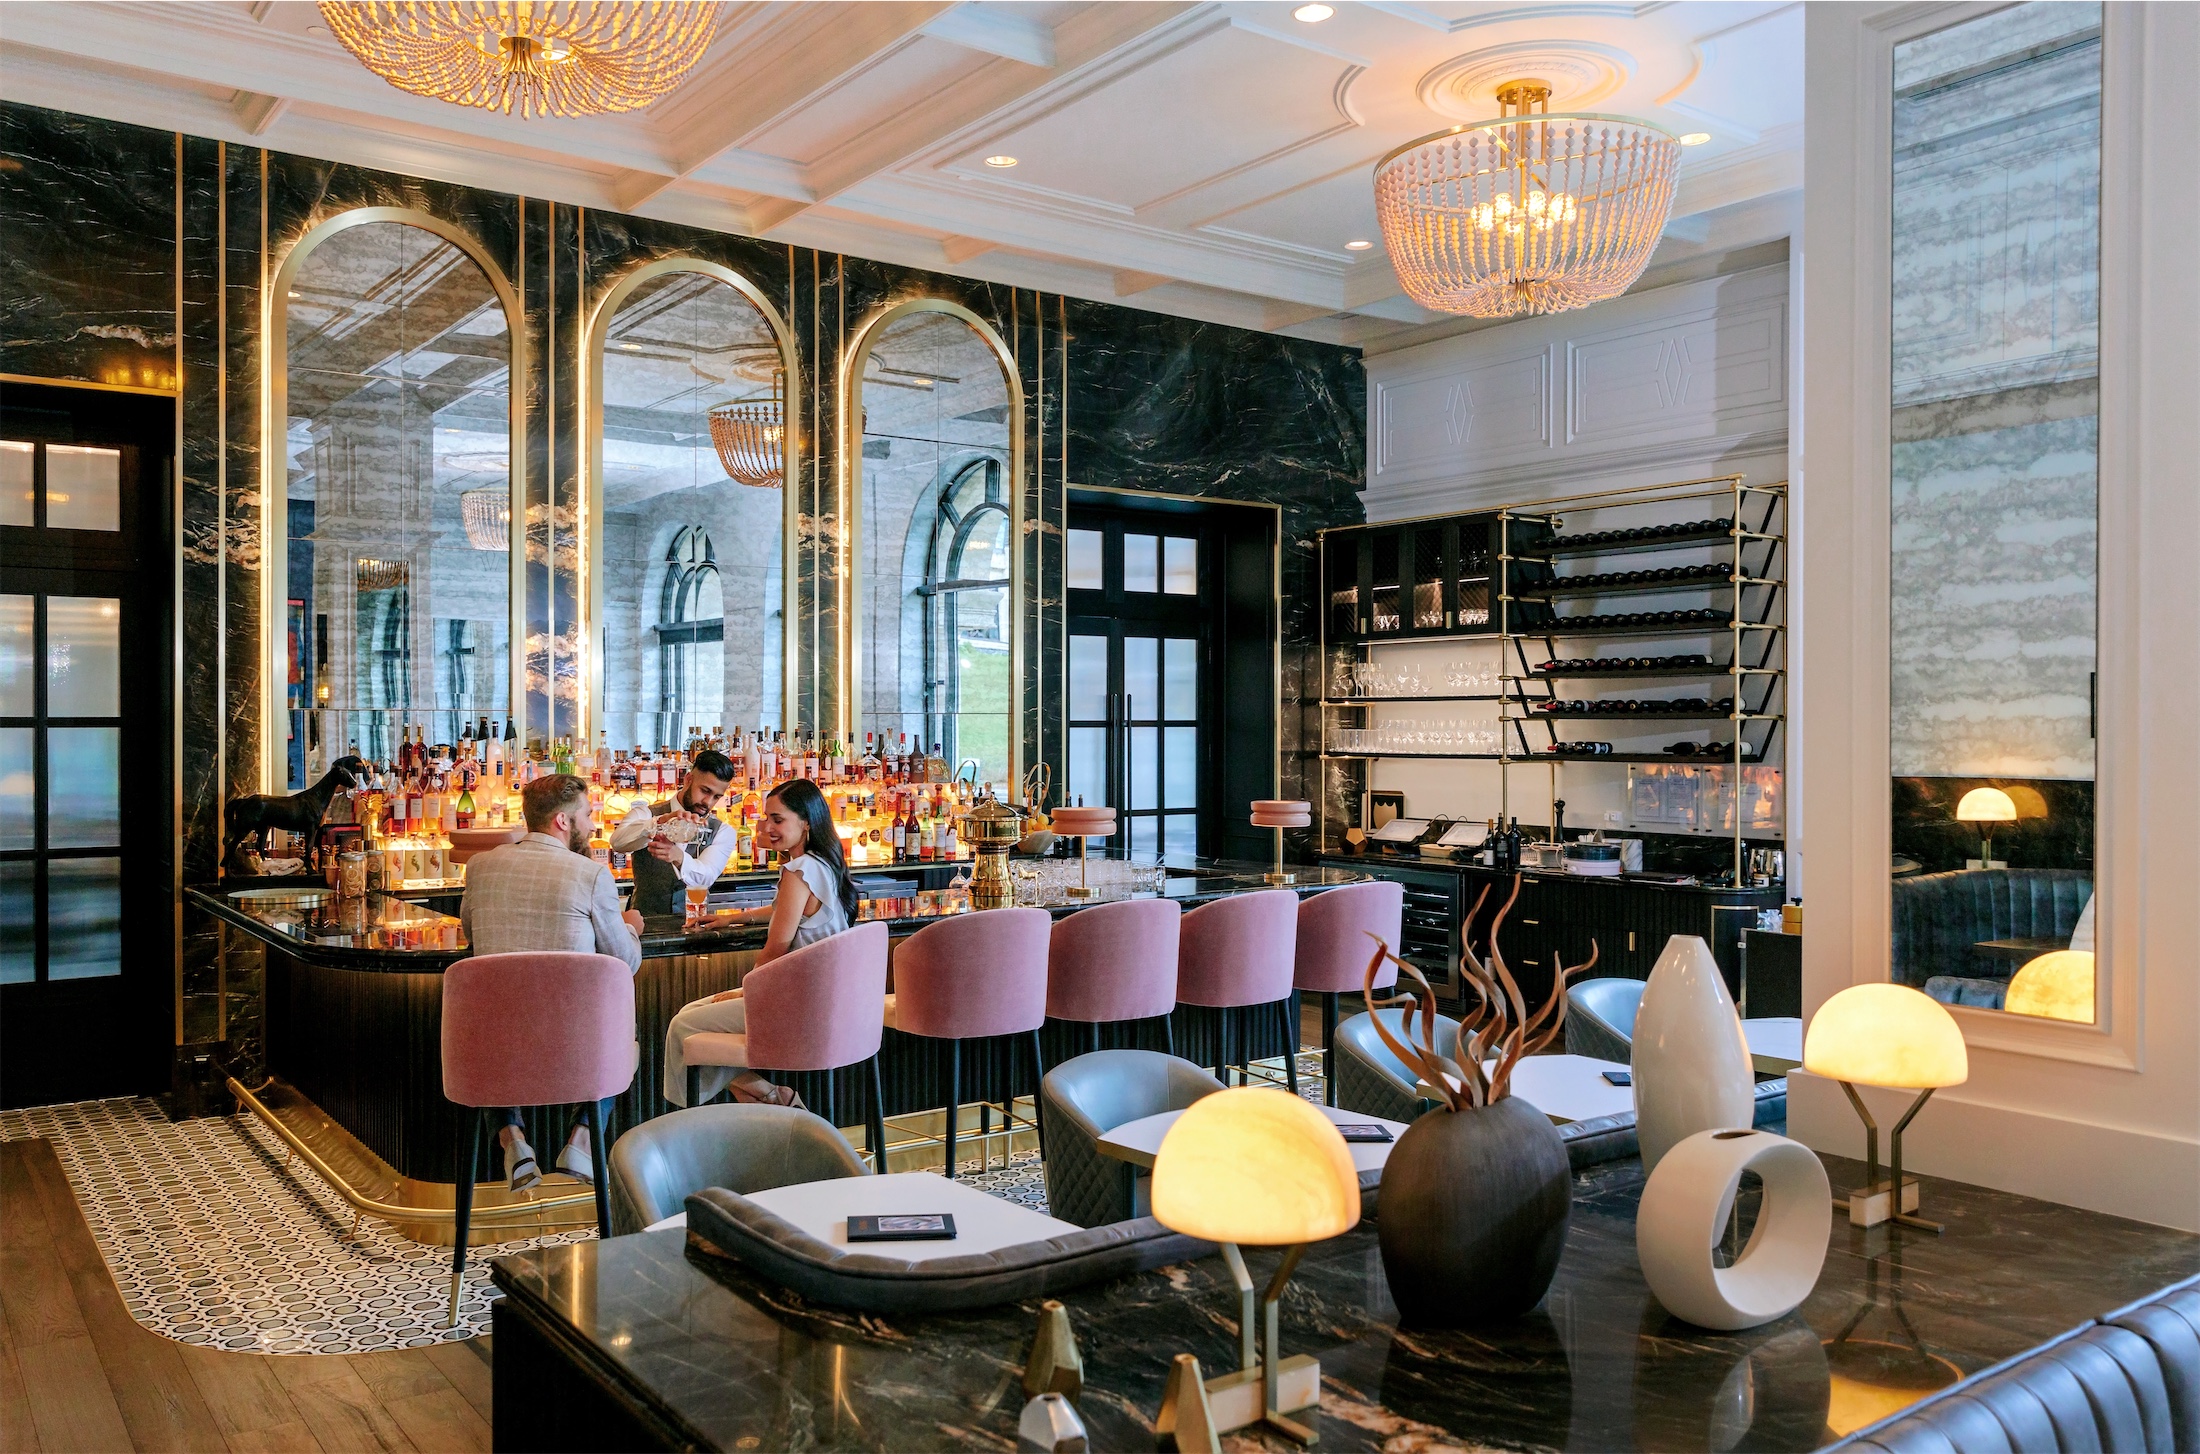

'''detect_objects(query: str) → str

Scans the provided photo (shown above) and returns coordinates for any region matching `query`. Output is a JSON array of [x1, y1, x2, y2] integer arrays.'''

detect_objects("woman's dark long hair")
[[768, 778, 858, 924]]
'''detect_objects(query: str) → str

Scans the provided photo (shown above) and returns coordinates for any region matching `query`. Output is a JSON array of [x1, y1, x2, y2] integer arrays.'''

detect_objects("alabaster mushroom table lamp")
[[1803, 984, 1968, 1232], [1150, 1087, 1360, 1445]]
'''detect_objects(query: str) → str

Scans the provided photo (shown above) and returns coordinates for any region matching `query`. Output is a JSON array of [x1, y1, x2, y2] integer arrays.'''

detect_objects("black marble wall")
[[0, 98, 1366, 1093]]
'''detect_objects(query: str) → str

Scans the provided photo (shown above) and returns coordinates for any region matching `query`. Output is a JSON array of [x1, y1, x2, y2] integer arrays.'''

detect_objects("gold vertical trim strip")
[[810, 249, 821, 733], [1033, 291, 1044, 786], [574, 206, 586, 741], [834, 254, 846, 745], [515, 199, 529, 749], [1058, 292, 1068, 792], [173, 130, 186, 1044], [216, 141, 227, 823], [548, 201, 557, 746], [259, 150, 270, 795]]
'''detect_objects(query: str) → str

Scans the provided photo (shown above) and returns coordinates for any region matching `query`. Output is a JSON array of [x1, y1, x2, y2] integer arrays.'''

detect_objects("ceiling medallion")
[[1374, 81, 1680, 319], [318, 2, 720, 119], [708, 376, 786, 488]]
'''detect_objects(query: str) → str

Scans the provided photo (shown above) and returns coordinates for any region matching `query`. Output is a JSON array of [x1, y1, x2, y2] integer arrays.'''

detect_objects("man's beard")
[[567, 818, 591, 854], [681, 784, 718, 815]]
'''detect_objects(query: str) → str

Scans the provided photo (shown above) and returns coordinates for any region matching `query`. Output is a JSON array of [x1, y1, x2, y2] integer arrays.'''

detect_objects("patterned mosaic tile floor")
[[0, 1053, 1327, 1354]]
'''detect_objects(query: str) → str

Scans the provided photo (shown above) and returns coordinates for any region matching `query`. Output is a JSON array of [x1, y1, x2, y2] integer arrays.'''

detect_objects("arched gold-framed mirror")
[[581, 258, 800, 752], [262, 207, 526, 792], [841, 299, 1024, 789]]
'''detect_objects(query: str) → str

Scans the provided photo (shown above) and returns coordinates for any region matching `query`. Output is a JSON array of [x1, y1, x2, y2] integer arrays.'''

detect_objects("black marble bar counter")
[[489, 1152, 2200, 1452], [189, 862, 1367, 1183]]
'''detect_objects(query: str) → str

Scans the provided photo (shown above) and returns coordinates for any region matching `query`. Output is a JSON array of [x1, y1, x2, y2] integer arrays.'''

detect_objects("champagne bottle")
[[454, 782, 475, 830]]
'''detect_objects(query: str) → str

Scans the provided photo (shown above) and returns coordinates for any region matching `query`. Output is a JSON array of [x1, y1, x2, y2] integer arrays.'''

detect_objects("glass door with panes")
[[1065, 513, 1210, 861], [1, 385, 170, 1108]]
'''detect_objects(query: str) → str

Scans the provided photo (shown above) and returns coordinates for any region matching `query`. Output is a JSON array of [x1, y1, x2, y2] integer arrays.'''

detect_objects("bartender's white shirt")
[[621, 802, 739, 890]]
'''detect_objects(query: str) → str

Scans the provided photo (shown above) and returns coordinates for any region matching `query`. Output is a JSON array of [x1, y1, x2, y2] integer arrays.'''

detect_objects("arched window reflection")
[[277, 217, 515, 786], [596, 267, 785, 752], [858, 307, 1017, 784], [656, 525, 724, 739]]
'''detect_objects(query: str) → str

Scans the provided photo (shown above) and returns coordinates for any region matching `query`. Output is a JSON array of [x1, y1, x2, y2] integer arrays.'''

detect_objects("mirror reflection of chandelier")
[[460, 488, 510, 550], [317, 2, 720, 119], [1374, 82, 1680, 318], [709, 375, 785, 489]]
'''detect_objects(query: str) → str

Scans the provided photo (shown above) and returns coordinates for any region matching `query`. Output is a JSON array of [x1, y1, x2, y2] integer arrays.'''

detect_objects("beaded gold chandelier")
[[708, 375, 786, 489], [1374, 83, 1680, 318], [318, 2, 720, 119]]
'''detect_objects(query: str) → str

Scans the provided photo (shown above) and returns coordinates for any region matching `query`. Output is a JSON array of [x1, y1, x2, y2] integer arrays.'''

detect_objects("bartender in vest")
[[617, 748, 739, 917]]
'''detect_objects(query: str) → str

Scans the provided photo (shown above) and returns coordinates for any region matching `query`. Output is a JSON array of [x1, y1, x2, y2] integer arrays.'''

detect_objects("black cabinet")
[[1324, 858, 1779, 1013], [1323, 517, 1499, 643]]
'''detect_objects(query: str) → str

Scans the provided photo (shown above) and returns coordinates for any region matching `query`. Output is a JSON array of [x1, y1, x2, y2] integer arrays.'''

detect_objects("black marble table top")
[[187, 860, 1369, 973], [489, 1152, 2198, 1452]]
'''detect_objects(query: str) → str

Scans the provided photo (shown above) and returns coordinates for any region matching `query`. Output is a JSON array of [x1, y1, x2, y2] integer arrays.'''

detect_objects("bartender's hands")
[[646, 836, 685, 864], [622, 909, 645, 933]]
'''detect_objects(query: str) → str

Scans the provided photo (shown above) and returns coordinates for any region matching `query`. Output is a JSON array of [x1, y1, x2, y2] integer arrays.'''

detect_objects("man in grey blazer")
[[460, 773, 643, 1190]]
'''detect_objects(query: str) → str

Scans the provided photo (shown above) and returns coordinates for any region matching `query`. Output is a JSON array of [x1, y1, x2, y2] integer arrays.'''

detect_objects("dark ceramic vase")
[[1376, 1094, 1573, 1324]]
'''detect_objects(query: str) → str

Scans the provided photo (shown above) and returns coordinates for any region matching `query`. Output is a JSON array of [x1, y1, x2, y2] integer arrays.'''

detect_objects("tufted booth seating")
[[1825, 1274, 2200, 1453], [1038, 1050, 1226, 1228], [1891, 868, 2093, 1010], [607, 1103, 869, 1236], [1331, 1007, 1787, 1170]]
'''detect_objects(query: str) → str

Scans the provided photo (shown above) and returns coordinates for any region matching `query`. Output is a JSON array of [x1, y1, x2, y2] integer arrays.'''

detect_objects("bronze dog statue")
[[224, 755, 367, 872]]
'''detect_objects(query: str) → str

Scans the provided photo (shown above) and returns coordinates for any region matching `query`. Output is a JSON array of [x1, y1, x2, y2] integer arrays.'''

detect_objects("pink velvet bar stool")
[[1176, 888, 1301, 1093], [1045, 897, 1182, 1058], [1293, 879, 1405, 1105], [681, 921, 892, 1172], [888, 907, 1052, 1178], [441, 951, 636, 1324]]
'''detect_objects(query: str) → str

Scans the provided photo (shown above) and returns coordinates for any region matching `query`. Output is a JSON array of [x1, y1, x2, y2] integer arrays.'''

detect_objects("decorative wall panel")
[[1376, 349, 1548, 476], [1565, 298, 1785, 446]]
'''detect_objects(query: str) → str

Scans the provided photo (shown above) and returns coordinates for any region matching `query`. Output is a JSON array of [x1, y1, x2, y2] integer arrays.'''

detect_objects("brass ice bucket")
[[957, 793, 1025, 910]]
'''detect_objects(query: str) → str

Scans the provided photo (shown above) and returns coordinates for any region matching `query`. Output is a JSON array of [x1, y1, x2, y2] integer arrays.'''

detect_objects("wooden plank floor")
[[0, 1137, 492, 1453]]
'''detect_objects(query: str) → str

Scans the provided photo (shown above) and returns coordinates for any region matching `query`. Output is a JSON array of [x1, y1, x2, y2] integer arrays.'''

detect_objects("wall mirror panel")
[[587, 262, 795, 752], [849, 302, 1021, 788], [271, 213, 522, 790], [1888, 2, 2100, 1024]]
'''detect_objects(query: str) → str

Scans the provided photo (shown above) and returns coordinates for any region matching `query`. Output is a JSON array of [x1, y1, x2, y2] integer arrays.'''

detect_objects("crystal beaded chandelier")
[[318, 2, 719, 120], [708, 376, 786, 489], [1374, 82, 1680, 318], [460, 488, 510, 550]]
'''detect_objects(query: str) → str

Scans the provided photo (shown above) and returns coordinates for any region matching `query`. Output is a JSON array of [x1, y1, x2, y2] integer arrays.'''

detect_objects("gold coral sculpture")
[[1362, 876, 1598, 1110], [1374, 82, 1680, 318], [318, 2, 720, 119]]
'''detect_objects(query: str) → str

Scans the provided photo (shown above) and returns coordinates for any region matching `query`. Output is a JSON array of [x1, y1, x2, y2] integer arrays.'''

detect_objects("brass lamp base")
[[1835, 1080, 1945, 1234], [1263, 870, 1297, 885]]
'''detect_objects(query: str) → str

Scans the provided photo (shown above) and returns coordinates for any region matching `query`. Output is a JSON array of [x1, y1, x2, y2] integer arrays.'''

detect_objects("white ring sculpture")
[[1636, 1128, 1831, 1331]]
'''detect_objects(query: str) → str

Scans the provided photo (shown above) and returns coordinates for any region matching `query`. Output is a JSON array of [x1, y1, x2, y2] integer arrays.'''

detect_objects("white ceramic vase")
[[1632, 934, 1754, 1172], [1636, 1127, 1831, 1330]]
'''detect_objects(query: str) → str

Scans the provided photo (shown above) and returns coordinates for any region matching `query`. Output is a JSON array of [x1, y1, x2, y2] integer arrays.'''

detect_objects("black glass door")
[[1066, 513, 1211, 861], [1, 382, 172, 1107]]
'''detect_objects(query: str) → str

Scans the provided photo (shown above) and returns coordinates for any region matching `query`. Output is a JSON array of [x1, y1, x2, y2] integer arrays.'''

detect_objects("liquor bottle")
[[861, 733, 879, 782], [454, 781, 475, 831]]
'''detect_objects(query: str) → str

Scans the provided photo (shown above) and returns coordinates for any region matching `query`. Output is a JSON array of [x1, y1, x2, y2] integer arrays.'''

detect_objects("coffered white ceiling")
[[0, 0, 1804, 348]]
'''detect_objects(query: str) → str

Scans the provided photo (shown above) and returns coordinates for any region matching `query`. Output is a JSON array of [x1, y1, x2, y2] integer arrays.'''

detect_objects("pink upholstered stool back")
[[1293, 881, 1405, 994], [1046, 898, 1181, 1025], [891, 907, 1052, 1040], [1176, 889, 1299, 1008], [441, 952, 636, 1108], [742, 921, 890, 1072]]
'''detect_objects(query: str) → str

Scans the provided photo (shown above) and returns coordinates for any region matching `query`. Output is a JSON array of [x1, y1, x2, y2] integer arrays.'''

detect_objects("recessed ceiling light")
[[1344, 239, 1373, 251], [1679, 132, 1712, 146], [984, 155, 1018, 168], [1293, 3, 1335, 21], [287, 290, 301, 299], [621, 342, 641, 350]]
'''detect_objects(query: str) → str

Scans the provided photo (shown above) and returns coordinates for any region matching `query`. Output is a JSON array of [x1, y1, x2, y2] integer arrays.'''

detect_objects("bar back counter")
[[189, 862, 1368, 1241]]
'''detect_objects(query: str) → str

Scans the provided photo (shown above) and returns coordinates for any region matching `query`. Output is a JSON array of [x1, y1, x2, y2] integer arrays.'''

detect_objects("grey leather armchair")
[[607, 1102, 870, 1236], [1827, 1275, 2199, 1452], [1565, 976, 1646, 1063], [1332, 1007, 1459, 1124], [1040, 1050, 1224, 1228]]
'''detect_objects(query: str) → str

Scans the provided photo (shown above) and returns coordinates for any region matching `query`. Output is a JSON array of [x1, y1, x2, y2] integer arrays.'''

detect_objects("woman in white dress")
[[662, 778, 857, 1107]]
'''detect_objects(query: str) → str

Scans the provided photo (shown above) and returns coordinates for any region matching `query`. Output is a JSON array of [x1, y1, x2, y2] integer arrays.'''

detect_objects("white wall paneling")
[[1362, 262, 1790, 519], [1796, 2, 2200, 1229]]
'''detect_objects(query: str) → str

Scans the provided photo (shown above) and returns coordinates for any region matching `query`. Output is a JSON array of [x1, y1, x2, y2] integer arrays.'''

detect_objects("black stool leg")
[[686, 1064, 702, 1109], [1236, 1007, 1250, 1083], [867, 1055, 889, 1174], [944, 1039, 961, 1179], [1162, 1012, 1175, 1059], [1214, 1007, 1228, 1084], [582, 1098, 612, 1240], [823, 1072, 837, 1130], [1091, 1022, 1102, 1056], [1323, 992, 1339, 1106], [1282, 1000, 1300, 1096], [448, 1108, 482, 1327], [1029, 1029, 1047, 1161]]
